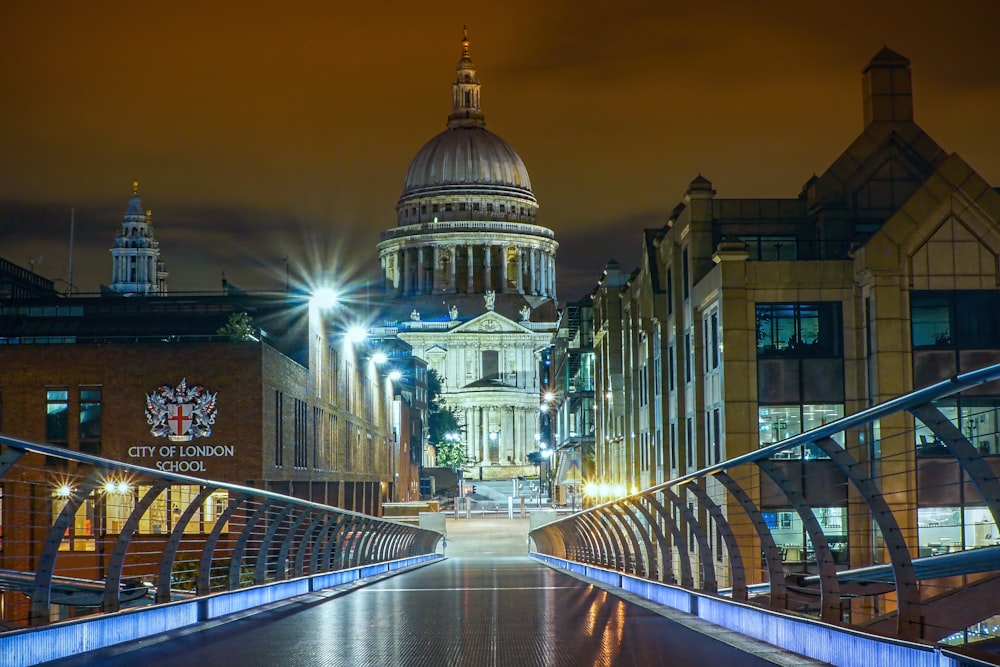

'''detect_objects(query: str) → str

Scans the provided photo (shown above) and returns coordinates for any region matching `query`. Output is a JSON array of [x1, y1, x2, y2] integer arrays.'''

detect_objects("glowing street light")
[[310, 287, 339, 310], [346, 325, 368, 344], [372, 351, 388, 365], [388, 369, 403, 382]]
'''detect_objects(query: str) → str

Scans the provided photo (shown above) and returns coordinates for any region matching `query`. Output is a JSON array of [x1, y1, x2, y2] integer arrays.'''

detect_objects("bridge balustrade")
[[0, 435, 443, 631], [530, 363, 1000, 654]]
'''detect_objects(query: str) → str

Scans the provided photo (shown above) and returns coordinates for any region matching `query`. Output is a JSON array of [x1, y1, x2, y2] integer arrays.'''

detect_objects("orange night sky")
[[2, 1, 999, 300]]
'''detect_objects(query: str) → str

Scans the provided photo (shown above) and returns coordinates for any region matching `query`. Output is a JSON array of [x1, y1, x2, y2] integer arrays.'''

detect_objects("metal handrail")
[[0, 434, 444, 629], [530, 362, 1000, 646]]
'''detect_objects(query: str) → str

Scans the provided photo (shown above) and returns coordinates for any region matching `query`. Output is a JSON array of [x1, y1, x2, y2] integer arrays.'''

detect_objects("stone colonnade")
[[112, 252, 157, 289], [458, 404, 538, 466], [382, 243, 557, 298]]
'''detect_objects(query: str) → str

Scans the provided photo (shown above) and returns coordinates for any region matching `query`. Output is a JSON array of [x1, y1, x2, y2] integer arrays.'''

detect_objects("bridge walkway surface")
[[40, 520, 827, 667]]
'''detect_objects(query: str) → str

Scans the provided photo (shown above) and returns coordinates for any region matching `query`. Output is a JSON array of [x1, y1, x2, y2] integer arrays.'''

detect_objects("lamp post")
[[538, 444, 553, 508]]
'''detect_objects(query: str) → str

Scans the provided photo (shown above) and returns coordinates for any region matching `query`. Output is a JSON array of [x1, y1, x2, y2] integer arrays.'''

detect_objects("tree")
[[216, 312, 258, 341], [426, 369, 466, 468]]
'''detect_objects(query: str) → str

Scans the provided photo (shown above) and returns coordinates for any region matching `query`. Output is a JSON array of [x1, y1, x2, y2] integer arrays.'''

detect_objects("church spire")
[[110, 181, 168, 296], [448, 26, 485, 128]]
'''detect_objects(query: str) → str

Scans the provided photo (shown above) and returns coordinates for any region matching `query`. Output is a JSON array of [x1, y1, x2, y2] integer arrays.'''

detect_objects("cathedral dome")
[[401, 126, 534, 200], [395, 29, 538, 227]]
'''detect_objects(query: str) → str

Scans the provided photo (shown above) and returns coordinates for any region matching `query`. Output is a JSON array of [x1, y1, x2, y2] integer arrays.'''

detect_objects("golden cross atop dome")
[[132, 180, 139, 195], [461, 25, 470, 56]]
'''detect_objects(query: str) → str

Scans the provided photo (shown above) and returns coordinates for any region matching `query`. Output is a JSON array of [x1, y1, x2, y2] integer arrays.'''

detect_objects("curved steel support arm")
[[253, 504, 295, 585], [687, 482, 747, 600], [104, 480, 169, 611], [31, 471, 104, 625], [757, 460, 841, 624], [198, 492, 249, 595], [156, 486, 216, 603], [644, 492, 693, 588], [715, 471, 786, 610], [910, 404, 1000, 530], [661, 486, 717, 593]]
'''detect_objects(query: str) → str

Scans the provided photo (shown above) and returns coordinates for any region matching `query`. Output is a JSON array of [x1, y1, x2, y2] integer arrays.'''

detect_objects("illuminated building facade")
[[0, 290, 411, 513], [375, 31, 559, 480], [589, 48, 1000, 585]]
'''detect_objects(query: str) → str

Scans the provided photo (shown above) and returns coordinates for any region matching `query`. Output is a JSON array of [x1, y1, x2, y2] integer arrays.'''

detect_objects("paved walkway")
[[443, 517, 531, 557], [46, 551, 828, 666]]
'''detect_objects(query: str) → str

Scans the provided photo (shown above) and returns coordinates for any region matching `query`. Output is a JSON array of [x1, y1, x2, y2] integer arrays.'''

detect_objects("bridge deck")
[[41, 557, 823, 667]]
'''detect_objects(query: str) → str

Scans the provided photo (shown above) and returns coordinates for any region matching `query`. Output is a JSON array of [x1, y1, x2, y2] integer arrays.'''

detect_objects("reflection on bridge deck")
[[40, 557, 822, 667]]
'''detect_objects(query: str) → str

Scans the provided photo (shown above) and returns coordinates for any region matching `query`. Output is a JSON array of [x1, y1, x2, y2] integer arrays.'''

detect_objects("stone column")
[[480, 406, 489, 464], [416, 247, 425, 294], [507, 406, 516, 464], [395, 250, 404, 295], [465, 407, 475, 463], [448, 245, 457, 293], [550, 254, 557, 300], [484, 245, 492, 291], [402, 248, 411, 295], [432, 245, 440, 293], [545, 254, 554, 297], [515, 249, 524, 293], [529, 249, 537, 295], [466, 246, 474, 293], [500, 247, 508, 293]]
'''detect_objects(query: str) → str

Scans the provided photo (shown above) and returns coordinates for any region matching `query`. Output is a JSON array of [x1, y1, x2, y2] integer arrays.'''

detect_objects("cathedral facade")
[[376, 31, 559, 480]]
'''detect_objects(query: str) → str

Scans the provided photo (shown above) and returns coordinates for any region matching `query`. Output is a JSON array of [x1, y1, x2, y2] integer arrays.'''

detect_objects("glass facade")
[[912, 290, 1000, 349], [758, 404, 844, 459], [917, 506, 998, 556], [46, 388, 69, 444], [763, 506, 847, 564], [915, 400, 1000, 457], [756, 302, 842, 357]]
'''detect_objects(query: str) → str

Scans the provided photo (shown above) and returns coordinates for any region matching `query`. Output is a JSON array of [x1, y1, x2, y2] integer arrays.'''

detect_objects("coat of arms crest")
[[145, 378, 218, 441]]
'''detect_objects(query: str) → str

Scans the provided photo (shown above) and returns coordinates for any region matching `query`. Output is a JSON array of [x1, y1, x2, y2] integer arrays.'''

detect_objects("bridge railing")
[[530, 363, 1000, 654], [0, 435, 443, 631]]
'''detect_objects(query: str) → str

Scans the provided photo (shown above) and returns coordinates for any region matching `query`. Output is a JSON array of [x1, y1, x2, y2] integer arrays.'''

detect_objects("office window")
[[713, 408, 721, 464], [741, 235, 797, 261], [756, 302, 842, 357], [710, 312, 719, 369], [912, 291, 1000, 349], [684, 333, 692, 383], [52, 489, 95, 552], [758, 404, 843, 459], [294, 399, 308, 468], [46, 388, 69, 445], [686, 417, 694, 465], [79, 386, 102, 454], [670, 423, 677, 469], [914, 399, 1000, 457], [274, 391, 284, 467], [667, 344, 675, 392]]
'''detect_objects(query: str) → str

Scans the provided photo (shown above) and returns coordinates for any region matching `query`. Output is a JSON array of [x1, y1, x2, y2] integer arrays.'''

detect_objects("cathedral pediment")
[[451, 311, 533, 335]]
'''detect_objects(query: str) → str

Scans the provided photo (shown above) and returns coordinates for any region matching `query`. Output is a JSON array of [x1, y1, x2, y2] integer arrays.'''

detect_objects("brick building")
[[0, 290, 416, 514]]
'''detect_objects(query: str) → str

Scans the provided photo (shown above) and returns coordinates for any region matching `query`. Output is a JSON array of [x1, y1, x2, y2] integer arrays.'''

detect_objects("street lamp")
[[537, 444, 553, 507], [310, 287, 339, 310]]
